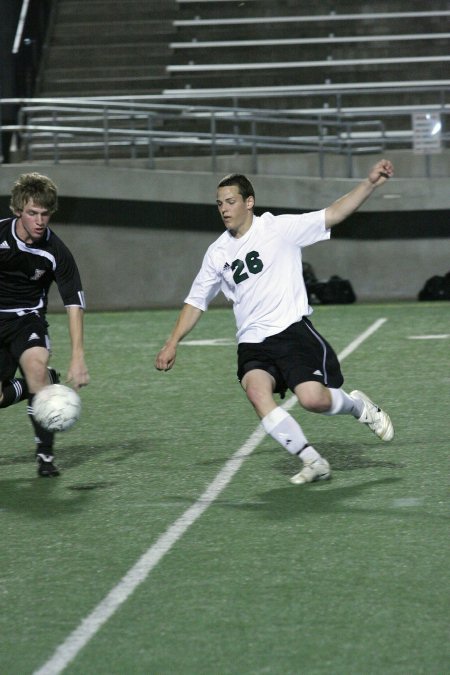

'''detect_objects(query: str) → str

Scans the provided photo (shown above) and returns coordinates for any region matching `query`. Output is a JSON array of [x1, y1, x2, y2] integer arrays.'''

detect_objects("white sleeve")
[[273, 209, 330, 247], [184, 248, 222, 311]]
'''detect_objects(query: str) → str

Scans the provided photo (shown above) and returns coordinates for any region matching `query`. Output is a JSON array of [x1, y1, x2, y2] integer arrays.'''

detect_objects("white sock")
[[261, 407, 320, 461], [299, 444, 321, 463], [323, 388, 363, 417]]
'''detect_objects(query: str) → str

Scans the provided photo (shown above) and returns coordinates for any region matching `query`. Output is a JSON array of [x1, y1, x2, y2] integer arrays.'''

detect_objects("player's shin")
[[0, 377, 28, 408], [322, 387, 362, 416], [27, 394, 55, 453], [0, 368, 59, 409], [261, 406, 320, 460], [262, 406, 331, 485]]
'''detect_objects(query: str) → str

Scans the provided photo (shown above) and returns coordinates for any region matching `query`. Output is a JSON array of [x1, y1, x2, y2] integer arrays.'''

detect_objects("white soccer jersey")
[[185, 209, 330, 343]]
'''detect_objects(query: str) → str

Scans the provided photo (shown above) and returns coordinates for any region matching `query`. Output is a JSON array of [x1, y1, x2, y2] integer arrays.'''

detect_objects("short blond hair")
[[10, 172, 58, 215]]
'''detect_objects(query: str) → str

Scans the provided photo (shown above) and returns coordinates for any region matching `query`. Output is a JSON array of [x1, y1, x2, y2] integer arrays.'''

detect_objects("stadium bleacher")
[[5, 0, 446, 166], [1, 0, 449, 309], [37, 0, 450, 109]]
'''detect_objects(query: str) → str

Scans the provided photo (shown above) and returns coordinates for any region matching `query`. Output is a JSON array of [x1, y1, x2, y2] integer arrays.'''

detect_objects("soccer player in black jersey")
[[0, 172, 89, 476]]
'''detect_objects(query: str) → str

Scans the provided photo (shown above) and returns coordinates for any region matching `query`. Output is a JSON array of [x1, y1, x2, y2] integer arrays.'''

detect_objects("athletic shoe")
[[350, 390, 394, 441], [36, 453, 60, 477], [290, 457, 331, 485]]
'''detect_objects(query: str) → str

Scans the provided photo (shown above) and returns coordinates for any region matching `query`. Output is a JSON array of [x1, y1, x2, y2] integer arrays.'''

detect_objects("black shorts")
[[237, 317, 344, 397], [0, 313, 50, 380]]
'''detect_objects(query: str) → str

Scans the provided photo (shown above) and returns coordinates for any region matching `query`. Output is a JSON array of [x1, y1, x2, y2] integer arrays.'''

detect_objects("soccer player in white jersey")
[[0, 173, 89, 477], [155, 159, 394, 484]]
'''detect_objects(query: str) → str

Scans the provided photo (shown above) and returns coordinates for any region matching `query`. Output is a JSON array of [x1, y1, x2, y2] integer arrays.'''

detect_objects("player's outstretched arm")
[[325, 159, 394, 229], [155, 303, 203, 372], [66, 306, 90, 389]]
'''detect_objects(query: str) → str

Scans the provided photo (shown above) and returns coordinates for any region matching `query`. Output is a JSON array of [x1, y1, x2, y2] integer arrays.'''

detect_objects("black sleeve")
[[53, 235, 86, 309]]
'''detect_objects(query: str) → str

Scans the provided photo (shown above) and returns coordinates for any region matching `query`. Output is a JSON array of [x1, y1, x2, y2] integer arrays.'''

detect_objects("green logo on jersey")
[[231, 251, 264, 284]]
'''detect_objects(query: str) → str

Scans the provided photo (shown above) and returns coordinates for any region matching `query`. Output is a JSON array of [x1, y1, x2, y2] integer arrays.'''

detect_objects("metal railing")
[[12, 0, 53, 98], [1, 95, 449, 177]]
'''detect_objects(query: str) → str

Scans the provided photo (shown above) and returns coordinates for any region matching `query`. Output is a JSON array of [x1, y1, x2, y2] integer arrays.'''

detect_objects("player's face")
[[216, 185, 254, 238], [14, 199, 51, 244]]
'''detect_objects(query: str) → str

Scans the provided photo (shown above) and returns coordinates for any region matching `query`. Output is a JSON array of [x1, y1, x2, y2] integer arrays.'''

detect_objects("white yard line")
[[408, 334, 449, 340], [34, 318, 387, 675]]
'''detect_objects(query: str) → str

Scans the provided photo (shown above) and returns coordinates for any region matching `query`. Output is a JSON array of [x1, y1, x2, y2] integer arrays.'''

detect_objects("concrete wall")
[[0, 152, 448, 309], [2, 150, 449, 210], [46, 224, 218, 311], [42, 225, 449, 310]]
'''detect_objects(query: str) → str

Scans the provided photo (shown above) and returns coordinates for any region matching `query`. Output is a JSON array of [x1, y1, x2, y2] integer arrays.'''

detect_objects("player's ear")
[[246, 195, 255, 210]]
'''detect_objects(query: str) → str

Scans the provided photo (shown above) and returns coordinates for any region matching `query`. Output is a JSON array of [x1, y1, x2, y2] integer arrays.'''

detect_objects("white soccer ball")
[[33, 384, 81, 432]]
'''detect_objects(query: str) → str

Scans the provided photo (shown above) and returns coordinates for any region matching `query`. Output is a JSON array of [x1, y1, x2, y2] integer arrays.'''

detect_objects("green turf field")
[[1, 302, 449, 674]]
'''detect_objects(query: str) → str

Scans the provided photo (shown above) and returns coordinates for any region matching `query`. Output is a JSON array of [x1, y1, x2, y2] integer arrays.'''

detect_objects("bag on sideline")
[[418, 271, 450, 301], [303, 263, 357, 305]]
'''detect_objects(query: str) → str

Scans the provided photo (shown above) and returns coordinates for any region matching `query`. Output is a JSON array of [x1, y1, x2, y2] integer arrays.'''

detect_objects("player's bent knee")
[[19, 347, 50, 386], [297, 392, 331, 413], [295, 381, 332, 414], [20, 346, 49, 367], [245, 384, 268, 409]]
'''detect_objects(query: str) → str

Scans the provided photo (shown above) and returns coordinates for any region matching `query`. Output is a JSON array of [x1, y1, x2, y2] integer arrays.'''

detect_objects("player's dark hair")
[[217, 173, 255, 201], [10, 172, 58, 215]]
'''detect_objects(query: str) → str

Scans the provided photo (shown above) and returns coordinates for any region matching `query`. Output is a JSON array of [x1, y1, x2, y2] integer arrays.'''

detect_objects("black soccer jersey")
[[0, 217, 85, 316]]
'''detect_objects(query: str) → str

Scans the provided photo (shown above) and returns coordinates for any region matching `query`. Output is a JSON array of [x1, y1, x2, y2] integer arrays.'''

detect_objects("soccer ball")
[[33, 384, 81, 432]]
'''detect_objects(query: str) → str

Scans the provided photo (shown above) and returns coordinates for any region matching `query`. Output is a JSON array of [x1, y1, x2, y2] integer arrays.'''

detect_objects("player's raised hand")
[[368, 159, 394, 186]]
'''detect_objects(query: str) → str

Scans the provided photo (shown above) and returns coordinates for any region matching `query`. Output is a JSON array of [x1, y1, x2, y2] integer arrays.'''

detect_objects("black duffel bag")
[[313, 275, 357, 304], [303, 263, 356, 305], [418, 272, 450, 301]]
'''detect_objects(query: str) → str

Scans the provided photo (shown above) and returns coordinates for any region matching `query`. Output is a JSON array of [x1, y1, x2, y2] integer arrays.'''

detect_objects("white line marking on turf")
[[182, 338, 235, 346], [337, 317, 387, 363], [33, 317, 387, 675], [408, 334, 450, 340], [391, 497, 424, 507]]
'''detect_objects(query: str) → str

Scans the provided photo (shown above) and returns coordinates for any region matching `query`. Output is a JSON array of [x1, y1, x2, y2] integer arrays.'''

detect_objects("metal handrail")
[[1, 96, 448, 177], [12, 0, 31, 54]]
